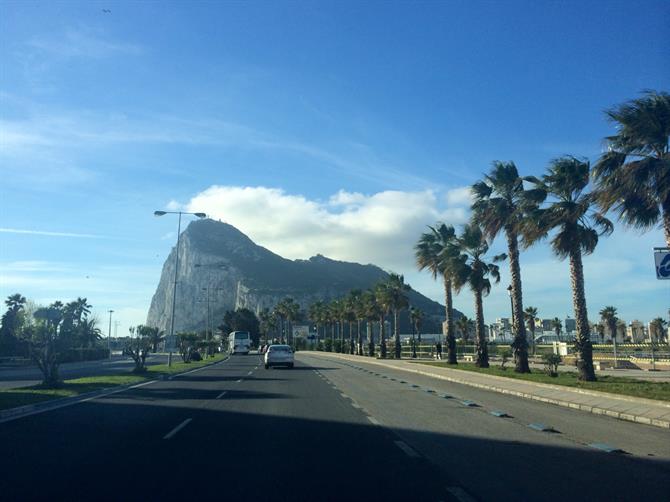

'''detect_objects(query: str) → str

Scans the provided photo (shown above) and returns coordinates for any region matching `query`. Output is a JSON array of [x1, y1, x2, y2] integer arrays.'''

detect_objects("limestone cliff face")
[[146, 219, 453, 333]]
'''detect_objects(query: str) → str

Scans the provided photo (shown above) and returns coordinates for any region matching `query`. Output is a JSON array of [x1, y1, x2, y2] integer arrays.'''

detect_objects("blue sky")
[[1, 0, 668, 333]]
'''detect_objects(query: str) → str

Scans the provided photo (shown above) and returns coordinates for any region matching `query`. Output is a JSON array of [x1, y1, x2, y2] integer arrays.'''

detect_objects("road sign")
[[654, 249, 670, 280], [164, 334, 178, 352]]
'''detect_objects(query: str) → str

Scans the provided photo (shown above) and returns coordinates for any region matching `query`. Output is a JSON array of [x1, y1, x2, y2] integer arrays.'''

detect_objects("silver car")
[[264, 344, 294, 369]]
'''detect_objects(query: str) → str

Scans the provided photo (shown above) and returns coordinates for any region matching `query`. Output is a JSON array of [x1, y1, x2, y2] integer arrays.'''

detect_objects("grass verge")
[[414, 361, 670, 402], [0, 353, 228, 412]]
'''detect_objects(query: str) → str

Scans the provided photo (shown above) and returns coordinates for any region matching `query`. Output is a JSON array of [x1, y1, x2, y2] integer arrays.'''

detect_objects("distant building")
[[627, 320, 646, 343], [564, 318, 576, 334]]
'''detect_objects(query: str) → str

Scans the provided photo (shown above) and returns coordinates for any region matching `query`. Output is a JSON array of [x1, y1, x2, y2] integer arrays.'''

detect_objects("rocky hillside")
[[146, 219, 456, 333]]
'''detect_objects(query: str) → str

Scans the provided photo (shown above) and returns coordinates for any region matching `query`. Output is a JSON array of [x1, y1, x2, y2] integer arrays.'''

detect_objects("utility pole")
[[107, 310, 114, 359]]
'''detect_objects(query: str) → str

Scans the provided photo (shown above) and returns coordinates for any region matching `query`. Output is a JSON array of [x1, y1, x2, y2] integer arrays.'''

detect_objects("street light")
[[154, 210, 207, 366], [506, 285, 514, 340], [107, 309, 114, 360]]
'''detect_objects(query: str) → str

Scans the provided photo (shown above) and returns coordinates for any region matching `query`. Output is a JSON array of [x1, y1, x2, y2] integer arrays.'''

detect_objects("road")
[[1, 353, 669, 501], [0, 354, 170, 389]]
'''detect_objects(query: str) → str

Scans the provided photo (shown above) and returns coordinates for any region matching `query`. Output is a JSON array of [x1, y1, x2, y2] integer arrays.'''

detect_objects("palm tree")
[[308, 301, 326, 345], [415, 223, 461, 364], [452, 223, 503, 368], [472, 162, 544, 373], [593, 91, 670, 245], [273, 301, 287, 343], [524, 307, 539, 356], [374, 282, 391, 358], [0, 293, 27, 354], [259, 308, 279, 344], [353, 291, 367, 355], [409, 307, 423, 358], [526, 156, 613, 381], [361, 290, 380, 356], [329, 298, 346, 353], [456, 315, 473, 343], [599, 306, 619, 368], [384, 273, 411, 359], [551, 318, 563, 342], [650, 317, 668, 344], [344, 291, 359, 354]]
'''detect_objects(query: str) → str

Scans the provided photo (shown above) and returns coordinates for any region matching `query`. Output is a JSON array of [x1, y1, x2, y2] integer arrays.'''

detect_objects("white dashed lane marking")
[[163, 418, 192, 440], [216, 391, 227, 399], [394, 440, 420, 458]]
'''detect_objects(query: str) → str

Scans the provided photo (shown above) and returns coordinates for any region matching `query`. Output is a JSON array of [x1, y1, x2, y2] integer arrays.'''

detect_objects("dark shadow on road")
[[1, 396, 669, 501]]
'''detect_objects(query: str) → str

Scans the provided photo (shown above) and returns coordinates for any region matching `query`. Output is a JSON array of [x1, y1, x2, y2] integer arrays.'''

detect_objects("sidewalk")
[[306, 352, 670, 429]]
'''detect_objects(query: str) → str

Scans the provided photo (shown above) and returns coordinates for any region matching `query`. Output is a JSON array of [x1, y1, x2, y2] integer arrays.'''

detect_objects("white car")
[[264, 344, 294, 369]]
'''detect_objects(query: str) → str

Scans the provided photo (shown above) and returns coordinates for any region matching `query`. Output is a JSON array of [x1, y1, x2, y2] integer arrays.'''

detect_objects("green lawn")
[[0, 353, 228, 412], [414, 361, 670, 402]]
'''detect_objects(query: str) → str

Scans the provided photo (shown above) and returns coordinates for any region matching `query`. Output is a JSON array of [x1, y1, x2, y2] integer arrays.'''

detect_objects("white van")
[[228, 331, 251, 355]]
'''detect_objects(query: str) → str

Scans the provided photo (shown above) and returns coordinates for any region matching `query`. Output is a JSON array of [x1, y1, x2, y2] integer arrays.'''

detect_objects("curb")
[[303, 352, 670, 430], [0, 355, 230, 425]]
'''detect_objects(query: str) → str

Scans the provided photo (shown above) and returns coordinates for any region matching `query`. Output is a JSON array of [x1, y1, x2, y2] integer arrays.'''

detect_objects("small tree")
[[126, 326, 152, 373], [22, 303, 69, 387], [542, 353, 562, 377], [499, 348, 512, 370], [178, 332, 199, 363]]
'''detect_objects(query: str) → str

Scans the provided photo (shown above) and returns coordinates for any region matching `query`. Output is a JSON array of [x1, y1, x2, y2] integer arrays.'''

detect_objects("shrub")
[[542, 353, 562, 377], [190, 351, 202, 361], [499, 348, 512, 370]]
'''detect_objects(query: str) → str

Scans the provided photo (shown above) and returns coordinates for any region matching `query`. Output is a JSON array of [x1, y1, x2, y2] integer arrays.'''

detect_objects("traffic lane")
[[0, 354, 171, 389], [300, 354, 670, 502], [0, 357, 244, 500], [176, 357, 455, 502], [0, 354, 454, 501], [303, 354, 670, 459]]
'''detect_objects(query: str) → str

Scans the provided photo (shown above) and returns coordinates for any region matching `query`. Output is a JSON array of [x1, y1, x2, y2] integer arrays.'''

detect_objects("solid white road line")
[[216, 391, 227, 399], [394, 440, 420, 458], [163, 418, 192, 440]]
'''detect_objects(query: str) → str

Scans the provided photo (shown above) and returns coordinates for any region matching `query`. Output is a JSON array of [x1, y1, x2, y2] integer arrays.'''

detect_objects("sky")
[[1, 0, 669, 335]]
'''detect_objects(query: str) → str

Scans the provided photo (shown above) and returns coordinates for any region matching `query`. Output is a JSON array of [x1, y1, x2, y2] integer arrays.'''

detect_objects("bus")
[[228, 331, 251, 355]]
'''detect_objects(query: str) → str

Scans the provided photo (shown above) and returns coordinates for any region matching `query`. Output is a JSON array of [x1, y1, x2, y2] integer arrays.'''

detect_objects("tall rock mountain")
[[146, 219, 456, 333]]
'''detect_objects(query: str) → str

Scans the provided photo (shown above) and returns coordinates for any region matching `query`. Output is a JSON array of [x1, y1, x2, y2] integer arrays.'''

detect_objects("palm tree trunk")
[[569, 247, 596, 381], [609, 320, 618, 369], [357, 320, 362, 355], [443, 276, 457, 364], [367, 320, 375, 356], [663, 200, 670, 247], [379, 315, 387, 358], [474, 288, 489, 368], [506, 229, 530, 373], [393, 309, 401, 359], [340, 321, 344, 353], [349, 321, 354, 354]]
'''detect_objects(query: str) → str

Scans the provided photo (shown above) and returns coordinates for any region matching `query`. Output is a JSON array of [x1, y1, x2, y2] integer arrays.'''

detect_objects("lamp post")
[[107, 309, 114, 360], [506, 285, 514, 341], [154, 210, 207, 366]]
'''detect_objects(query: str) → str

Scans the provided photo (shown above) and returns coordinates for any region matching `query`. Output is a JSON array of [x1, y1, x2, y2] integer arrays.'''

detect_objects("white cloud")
[[186, 186, 471, 271], [445, 186, 473, 207], [26, 30, 143, 60], [0, 228, 107, 239]]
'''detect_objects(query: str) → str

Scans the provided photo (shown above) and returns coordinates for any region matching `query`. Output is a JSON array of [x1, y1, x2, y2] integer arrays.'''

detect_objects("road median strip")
[[0, 354, 230, 423]]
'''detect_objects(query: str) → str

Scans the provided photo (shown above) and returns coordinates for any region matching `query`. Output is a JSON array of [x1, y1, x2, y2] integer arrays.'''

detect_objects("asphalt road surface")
[[1, 353, 668, 501], [0, 354, 170, 389]]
